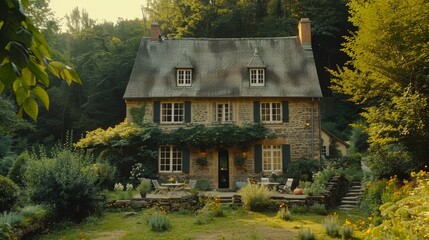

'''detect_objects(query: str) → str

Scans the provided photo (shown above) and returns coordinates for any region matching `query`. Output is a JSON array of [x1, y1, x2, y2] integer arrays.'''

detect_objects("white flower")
[[114, 183, 124, 191], [126, 183, 134, 191]]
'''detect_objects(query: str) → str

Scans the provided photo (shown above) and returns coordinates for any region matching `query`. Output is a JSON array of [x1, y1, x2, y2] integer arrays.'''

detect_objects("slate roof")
[[123, 37, 322, 99]]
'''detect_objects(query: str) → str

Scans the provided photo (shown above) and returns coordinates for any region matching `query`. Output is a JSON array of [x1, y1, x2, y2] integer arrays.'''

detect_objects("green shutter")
[[253, 101, 260, 123], [184, 101, 191, 123], [282, 144, 291, 173], [254, 144, 262, 173], [282, 101, 289, 123], [153, 101, 160, 123], [182, 149, 190, 173]]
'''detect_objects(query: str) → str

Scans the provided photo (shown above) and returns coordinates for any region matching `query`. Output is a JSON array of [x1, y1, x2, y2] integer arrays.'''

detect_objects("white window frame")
[[177, 69, 192, 86], [159, 145, 182, 173], [214, 102, 233, 123], [161, 102, 184, 123], [321, 145, 327, 157], [250, 68, 265, 86], [261, 102, 282, 123], [262, 145, 282, 172]]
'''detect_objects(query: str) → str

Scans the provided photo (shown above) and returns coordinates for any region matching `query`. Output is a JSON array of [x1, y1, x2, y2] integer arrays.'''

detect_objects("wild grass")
[[37, 207, 367, 240]]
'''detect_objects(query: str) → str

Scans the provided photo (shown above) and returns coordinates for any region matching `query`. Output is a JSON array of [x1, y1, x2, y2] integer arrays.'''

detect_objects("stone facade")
[[125, 97, 321, 190]]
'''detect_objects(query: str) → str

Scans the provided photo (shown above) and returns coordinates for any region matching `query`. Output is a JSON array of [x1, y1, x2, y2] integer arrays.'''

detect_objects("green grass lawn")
[[37, 207, 367, 240]]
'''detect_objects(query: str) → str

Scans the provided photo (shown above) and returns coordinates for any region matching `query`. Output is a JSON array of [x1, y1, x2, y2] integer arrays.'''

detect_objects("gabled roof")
[[124, 37, 322, 99], [321, 128, 350, 147]]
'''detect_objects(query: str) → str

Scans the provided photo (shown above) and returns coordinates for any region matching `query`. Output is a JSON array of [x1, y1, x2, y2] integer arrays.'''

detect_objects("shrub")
[[276, 203, 291, 221], [7, 151, 30, 187], [289, 204, 309, 214], [297, 228, 316, 240], [322, 214, 340, 237], [148, 214, 170, 231], [0, 211, 23, 227], [308, 204, 327, 215], [0, 175, 19, 212], [25, 148, 101, 221], [0, 223, 13, 240], [342, 224, 354, 239], [197, 179, 209, 191], [238, 184, 272, 212], [20, 205, 49, 227], [136, 178, 152, 197]]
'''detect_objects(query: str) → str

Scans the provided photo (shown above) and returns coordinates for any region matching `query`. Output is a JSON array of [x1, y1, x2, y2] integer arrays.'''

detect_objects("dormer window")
[[247, 48, 266, 87], [176, 49, 194, 87], [250, 68, 265, 86], [177, 69, 192, 86]]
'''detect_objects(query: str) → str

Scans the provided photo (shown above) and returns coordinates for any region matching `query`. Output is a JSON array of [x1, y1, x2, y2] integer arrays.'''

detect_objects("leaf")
[[0, 82, 4, 94], [15, 86, 29, 105], [32, 85, 49, 110], [0, 63, 18, 88], [28, 59, 49, 87], [22, 97, 38, 121], [48, 61, 82, 85], [21, 0, 29, 9], [9, 41, 30, 68], [16, 27, 32, 46], [21, 67, 36, 87]]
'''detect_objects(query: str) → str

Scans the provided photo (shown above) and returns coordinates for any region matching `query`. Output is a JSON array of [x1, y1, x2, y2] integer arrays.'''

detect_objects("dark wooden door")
[[218, 149, 229, 189]]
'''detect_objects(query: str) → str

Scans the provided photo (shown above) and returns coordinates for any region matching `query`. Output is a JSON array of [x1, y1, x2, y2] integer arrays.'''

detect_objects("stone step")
[[341, 200, 360, 204], [339, 204, 359, 209], [342, 196, 360, 200]]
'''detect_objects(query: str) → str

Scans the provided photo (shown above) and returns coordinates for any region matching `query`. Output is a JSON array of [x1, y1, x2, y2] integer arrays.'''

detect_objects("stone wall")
[[125, 97, 321, 189]]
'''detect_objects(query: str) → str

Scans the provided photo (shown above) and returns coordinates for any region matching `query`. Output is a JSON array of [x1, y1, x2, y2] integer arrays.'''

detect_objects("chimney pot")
[[151, 22, 161, 41], [298, 18, 312, 49]]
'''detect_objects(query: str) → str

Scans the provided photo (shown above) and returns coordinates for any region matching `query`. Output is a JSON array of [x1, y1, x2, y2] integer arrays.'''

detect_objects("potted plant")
[[235, 156, 246, 167], [196, 157, 208, 167], [136, 178, 151, 198]]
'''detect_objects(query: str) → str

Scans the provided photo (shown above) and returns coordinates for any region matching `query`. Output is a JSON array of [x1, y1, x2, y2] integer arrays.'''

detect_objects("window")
[[214, 102, 233, 122], [177, 69, 192, 86], [161, 102, 184, 123], [159, 145, 182, 172], [262, 145, 282, 171], [261, 102, 281, 123], [250, 69, 265, 86], [321, 145, 327, 157]]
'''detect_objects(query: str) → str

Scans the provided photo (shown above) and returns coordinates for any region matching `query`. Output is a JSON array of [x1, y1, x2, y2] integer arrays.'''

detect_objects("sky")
[[50, 0, 145, 26]]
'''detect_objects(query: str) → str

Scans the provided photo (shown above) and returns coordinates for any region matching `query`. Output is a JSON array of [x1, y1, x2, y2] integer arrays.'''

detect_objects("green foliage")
[[297, 228, 316, 240], [289, 205, 309, 214], [8, 151, 30, 187], [25, 146, 101, 221], [364, 170, 429, 239], [322, 214, 340, 237], [308, 204, 327, 215], [276, 203, 291, 221], [0, 223, 13, 240], [234, 156, 246, 167], [20, 205, 49, 227], [195, 196, 223, 225], [0, 175, 19, 212], [136, 178, 152, 196], [0, 0, 81, 120], [196, 179, 209, 191], [365, 143, 414, 179], [286, 158, 320, 182], [0, 211, 23, 228], [330, 0, 429, 167], [238, 184, 272, 212], [148, 213, 170, 232], [196, 157, 208, 167], [342, 224, 354, 240]]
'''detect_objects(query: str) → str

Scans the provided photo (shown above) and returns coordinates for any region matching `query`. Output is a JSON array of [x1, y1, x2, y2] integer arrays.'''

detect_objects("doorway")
[[218, 149, 229, 189]]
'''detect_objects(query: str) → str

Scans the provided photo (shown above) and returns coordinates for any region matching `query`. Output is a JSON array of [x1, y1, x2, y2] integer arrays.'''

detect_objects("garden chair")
[[279, 178, 294, 194], [260, 177, 270, 183], [184, 179, 197, 191], [152, 179, 168, 194]]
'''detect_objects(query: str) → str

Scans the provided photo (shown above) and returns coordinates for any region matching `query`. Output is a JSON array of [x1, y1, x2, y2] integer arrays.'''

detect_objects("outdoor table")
[[161, 182, 185, 194], [258, 182, 280, 191]]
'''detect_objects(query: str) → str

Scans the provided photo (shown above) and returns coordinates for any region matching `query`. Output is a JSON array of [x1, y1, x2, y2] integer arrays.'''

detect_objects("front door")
[[218, 149, 229, 189]]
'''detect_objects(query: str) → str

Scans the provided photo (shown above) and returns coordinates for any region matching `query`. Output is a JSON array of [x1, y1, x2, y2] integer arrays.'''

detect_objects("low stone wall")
[[105, 196, 200, 212]]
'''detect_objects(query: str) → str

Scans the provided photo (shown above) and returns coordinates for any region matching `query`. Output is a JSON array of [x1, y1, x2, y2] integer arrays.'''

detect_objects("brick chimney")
[[150, 22, 161, 41], [298, 18, 312, 50]]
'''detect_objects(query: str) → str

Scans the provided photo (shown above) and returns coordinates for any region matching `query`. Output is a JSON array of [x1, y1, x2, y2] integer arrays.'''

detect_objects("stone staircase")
[[339, 182, 364, 210]]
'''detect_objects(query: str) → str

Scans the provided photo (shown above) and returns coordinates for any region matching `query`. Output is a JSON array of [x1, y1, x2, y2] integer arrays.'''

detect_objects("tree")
[[0, 0, 81, 121], [330, 0, 429, 173]]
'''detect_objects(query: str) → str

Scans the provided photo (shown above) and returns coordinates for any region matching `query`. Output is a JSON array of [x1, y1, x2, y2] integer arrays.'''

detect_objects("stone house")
[[123, 19, 323, 190], [321, 128, 350, 158]]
